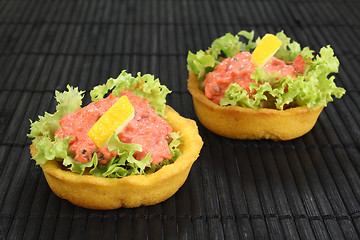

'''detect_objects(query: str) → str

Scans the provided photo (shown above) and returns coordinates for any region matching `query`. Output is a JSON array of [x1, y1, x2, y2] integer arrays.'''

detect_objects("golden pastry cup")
[[30, 106, 203, 209], [188, 72, 324, 141]]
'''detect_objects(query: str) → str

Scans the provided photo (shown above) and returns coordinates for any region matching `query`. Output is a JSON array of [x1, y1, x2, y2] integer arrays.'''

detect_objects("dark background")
[[1, 0, 360, 239]]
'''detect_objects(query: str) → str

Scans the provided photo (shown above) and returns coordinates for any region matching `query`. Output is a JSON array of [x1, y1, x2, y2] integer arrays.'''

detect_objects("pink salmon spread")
[[55, 92, 172, 165], [203, 52, 306, 104]]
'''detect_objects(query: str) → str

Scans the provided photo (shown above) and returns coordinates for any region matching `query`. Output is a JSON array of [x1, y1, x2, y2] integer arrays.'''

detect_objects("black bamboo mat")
[[1, 0, 360, 239]]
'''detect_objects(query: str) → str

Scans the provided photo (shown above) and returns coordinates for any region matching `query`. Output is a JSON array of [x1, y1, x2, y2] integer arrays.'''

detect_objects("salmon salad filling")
[[187, 30, 345, 110], [28, 71, 182, 178]]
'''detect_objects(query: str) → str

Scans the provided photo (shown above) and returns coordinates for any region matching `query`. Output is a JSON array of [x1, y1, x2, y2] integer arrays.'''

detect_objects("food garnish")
[[88, 95, 135, 148], [251, 34, 282, 67]]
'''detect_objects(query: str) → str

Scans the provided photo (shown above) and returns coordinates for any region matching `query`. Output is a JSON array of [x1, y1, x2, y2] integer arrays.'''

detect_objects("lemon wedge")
[[251, 34, 282, 67], [88, 95, 135, 148]]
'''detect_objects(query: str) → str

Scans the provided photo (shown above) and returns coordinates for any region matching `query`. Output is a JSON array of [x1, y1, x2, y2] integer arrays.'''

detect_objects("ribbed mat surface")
[[1, 0, 360, 239]]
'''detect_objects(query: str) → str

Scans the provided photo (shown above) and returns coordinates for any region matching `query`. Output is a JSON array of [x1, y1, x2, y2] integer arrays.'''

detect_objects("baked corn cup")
[[188, 72, 324, 141], [31, 106, 203, 209]]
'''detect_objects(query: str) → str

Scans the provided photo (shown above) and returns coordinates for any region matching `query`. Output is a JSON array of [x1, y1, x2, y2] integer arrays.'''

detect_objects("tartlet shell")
[[187, 72, 324, 140], [30, 105, 203, 209]]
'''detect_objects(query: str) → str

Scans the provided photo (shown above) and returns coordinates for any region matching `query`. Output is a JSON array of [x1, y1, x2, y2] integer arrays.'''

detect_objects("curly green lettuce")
[[90, 70, 170, 118], [28, 71, 182, 178], [187, 30, 345, 110]]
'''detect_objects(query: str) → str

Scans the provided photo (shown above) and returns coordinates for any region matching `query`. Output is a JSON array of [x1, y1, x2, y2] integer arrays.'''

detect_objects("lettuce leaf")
[[107, 132, 150, 174], [87, 133, 152, 178], [186, 51, 215, 89], [132, 73, 170, 118], [168, 131, 182, 160], [274, 31, 303, 62], [90, 70, 170, 118], [31, 136, 72, 165], [29, 86, 84, 166], [63, 151, 96, 174], [28, 86, 84, 140], [90, 70, 140, 101], [187, 30, 346, 110], [211, 33, 242, 58]]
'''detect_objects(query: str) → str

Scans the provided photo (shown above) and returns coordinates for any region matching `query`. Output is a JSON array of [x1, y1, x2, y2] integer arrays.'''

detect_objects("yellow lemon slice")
[[251, 34, 282, 67], [88, 95, 135, 148]]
